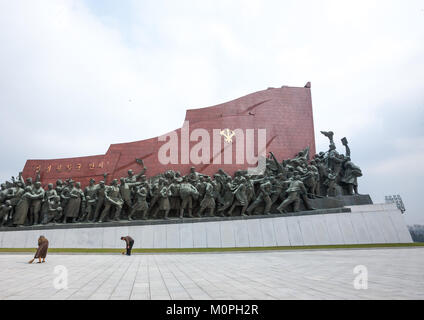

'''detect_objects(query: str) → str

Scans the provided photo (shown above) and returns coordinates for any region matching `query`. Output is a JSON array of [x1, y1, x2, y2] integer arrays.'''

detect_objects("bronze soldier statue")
[[217, 176, 235, 216], [125, 159, 147, 183], [227, 177, 249, 217], [41, 183, 58, 223], [80, 179, 98, 222], [28, 182, 45, 225], [277, 176, 308, 213], [246, 180, 272, 215], [0, 130, 365, 228], [99, 179, 123, 223], [42, 196, 62, 225], [179, 176, 199, 219], [13, 186, 32, 226], [63, 181, 84, 224], [198, 177, 216, 218], [92, 173, 108, 222], [153, 182, 171, 220], [128, 186, 149, 220], [119, 177, 141, 216], [340, 157, 362, 195]]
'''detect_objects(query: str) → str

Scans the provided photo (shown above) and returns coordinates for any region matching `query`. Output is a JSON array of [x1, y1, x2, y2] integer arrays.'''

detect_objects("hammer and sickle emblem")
[[220, 128, 236, 143]]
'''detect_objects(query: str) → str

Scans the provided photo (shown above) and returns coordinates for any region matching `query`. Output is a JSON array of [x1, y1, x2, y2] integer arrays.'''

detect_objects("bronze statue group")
[[0, 132, 362, 228]]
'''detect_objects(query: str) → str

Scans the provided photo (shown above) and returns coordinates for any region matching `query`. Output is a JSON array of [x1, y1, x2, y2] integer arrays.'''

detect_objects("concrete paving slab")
[[0, 248, 423, 300]]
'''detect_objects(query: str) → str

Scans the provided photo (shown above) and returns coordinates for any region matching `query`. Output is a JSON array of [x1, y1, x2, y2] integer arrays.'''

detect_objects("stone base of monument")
[[0, 203, 412, 249], [337, 194, 373, 206], [246, 194, 373, 214]]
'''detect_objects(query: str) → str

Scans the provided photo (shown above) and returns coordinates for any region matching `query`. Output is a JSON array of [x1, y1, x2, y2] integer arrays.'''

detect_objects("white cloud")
[[369, 152, 424, 176]]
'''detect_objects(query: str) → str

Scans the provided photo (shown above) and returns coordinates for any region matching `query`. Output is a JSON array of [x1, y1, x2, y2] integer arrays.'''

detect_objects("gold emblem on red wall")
[[220, 129, 235, 143]]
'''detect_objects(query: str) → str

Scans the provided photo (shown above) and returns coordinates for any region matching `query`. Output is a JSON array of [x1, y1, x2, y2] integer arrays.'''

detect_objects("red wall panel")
[[22, 86, 316, 188]]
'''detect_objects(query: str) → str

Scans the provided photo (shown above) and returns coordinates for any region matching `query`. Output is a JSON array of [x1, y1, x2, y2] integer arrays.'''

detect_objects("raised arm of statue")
[[103, 173, 109, 185], [134, 159, 147, 179], [301, 146, 310, 162], [341, 137, 351, 157], [251, 177, 265, 184], [135, 167, 147, 179], [18, 172, 25, 185], [320, 131, 334, 144], [269, 152, 284, 173], [127, 182, 142, 188]]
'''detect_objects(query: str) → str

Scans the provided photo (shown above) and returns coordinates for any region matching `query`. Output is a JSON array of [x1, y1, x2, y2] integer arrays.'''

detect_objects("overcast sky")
[[0, 0, 423, 224]]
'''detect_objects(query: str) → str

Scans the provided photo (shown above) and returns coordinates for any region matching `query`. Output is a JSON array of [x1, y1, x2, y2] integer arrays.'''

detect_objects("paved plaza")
[[0, 248, 423, 300]]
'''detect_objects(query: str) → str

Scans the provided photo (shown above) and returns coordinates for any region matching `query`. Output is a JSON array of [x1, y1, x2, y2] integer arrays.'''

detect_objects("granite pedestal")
[[0, 203, 412, 249]]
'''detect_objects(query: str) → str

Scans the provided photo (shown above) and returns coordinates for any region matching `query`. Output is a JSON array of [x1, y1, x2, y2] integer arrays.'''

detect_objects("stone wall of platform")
[[0, 203, 412, 249]]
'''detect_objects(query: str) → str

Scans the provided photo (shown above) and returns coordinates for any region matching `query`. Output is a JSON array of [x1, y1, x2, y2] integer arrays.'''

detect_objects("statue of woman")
[[153, 183, 171, 220], [13, 186, 32, 226], [63, 182, 84, 223]]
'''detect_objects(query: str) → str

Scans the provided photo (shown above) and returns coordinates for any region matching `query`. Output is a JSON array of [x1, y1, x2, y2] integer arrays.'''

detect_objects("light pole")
[[385, 195, 406, 214]]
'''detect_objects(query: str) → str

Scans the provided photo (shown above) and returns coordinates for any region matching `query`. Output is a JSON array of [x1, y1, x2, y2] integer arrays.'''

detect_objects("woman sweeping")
[[28, 235, 49, 264]]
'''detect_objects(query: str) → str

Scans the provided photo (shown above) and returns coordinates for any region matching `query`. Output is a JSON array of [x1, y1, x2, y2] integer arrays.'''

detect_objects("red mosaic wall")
[[22, 85, 316, 188]]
